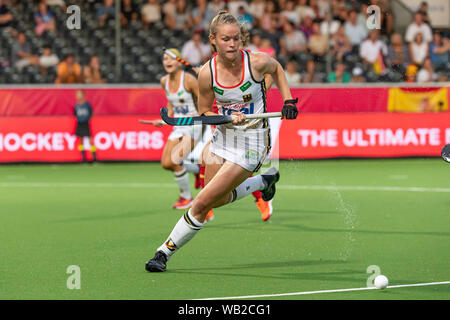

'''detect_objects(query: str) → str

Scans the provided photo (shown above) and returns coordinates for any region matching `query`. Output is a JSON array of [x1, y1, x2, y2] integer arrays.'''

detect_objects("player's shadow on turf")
[[172, 267, 368, 283], [173, 259, 348, 273]]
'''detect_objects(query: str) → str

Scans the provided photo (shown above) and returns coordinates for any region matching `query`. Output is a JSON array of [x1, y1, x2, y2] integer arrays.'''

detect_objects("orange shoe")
[[256, 198, 272, 221], [172, 197, 193, 210], [204, 209, 215, 223]]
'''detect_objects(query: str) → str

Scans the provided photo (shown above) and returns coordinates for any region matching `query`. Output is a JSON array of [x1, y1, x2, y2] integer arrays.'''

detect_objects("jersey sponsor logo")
[[174, 105, 189, 114], [177, 90, 185, 97], [213, 87, 224, 95], [239, 81, 252, 92], [221, 102, 254, 115], [243, 94, 253, 102]]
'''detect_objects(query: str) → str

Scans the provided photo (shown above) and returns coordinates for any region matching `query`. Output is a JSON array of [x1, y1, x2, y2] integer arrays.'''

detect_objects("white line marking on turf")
[[195, 281, 450, 300], [0, 182, 449, 193]]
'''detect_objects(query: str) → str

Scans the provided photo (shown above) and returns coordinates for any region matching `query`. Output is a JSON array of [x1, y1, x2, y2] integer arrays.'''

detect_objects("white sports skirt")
[[168, 125, 202, 141], [209, 126, 271, 172]]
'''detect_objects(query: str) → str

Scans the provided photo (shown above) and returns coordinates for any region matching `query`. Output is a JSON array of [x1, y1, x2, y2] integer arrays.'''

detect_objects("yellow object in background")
[[388, 87, 448, 113]]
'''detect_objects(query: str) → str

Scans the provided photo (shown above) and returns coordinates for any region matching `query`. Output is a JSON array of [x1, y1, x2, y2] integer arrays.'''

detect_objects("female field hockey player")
[[147, 48, 203, 210], [146, 11, 298, 272]]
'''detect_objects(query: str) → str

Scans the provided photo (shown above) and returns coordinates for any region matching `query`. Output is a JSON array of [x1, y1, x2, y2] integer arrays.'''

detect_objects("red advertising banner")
[[0, 116, 171, 162], [0, 88, 167, 116], [266, 87, 389, 113], [3, 86, 445, 116], [2, 113, 450, 162], [273, 112, 450, 159]]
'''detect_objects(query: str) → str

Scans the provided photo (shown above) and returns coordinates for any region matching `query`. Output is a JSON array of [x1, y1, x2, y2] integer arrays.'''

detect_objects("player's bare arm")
[[250, 52, 298, 120], [250, 52, 292, 100]]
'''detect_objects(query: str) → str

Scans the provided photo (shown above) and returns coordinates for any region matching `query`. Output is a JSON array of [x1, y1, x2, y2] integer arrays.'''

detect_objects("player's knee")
[[161, 160, 175, 171], [191, 195, 212, 217]]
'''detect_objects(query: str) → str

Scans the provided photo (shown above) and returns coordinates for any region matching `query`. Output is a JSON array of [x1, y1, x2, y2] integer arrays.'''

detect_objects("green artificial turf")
[[0, 159, 449, 299]]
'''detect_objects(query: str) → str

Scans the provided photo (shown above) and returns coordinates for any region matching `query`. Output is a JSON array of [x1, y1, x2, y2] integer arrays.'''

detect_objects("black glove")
[[281, 98, 299, 119]]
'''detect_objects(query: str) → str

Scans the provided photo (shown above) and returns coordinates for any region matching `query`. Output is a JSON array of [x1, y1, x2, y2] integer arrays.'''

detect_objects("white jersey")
[[165, 71, 197, 117], [209, 50, 271, 172], [210, 50, 269, 131]]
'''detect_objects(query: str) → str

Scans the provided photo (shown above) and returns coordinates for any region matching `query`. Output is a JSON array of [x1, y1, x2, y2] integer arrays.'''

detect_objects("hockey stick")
[[442, 144, 450, 163], [139, 107, 283, 126]]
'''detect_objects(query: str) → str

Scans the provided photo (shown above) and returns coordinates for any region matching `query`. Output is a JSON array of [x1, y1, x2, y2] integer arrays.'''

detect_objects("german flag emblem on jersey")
[[243, 94, 252, 102], [165, 238, 177, 251]]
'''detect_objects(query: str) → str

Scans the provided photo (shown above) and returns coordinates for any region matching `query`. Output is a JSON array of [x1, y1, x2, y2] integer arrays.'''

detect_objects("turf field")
[[1, 159, 449, 300]]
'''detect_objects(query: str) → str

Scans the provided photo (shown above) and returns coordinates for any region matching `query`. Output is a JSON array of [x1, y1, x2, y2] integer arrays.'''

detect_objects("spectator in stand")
[[11, 32, 39, 71], [83, 55, 106, 84], [121, 0, 138, 27], [409, 32, 428, 67], [245, 32, 262, 52], [55, 53, 83, 84], [300, 15, 314, 40], [351, 66, 366, 82], [192, 0, 216, 33], [34, 2, 56, 37], [258, 37, 276, 58], [332, 24, 352, 62], [344, 9, 368, 47], [141, 0, 161, 28], [370, 0, 394, 36], [328, 62, 351, 83], [418, 1, 431, 26], [308, 22, 329, 61], [296, 0, 315, 20], [387, 33, 409, 75], [309, 0, 323, 20], [280, 0, 300, 27], [405, 64, 418, 82], [208, 0, 225, 15], [405, 12, 432, 44], [335, 3, 349, 24], [320, 11, 340, 36], [284, 60, 302, 86], [260, 0, 277, 32], [166, 0, 192, 36], [357, 3, 369, 28], [39, 44, 59, 74], [360, 29, 388, 67], [249, 0, 266, 27], [163, 0, 177, 19], [429, 31, 449, 71], [227, 0, 249, 18], [0, 0, 14, 29], [416, 57, 436, 83], [181, 31, 211, 66], [301, 60, 322, 83], [45, 0, 67, 10], [237, 5, 254, 30], [280, 20, 307, 59], [96, 0, 115, 28], [317, 0, 330, 18], [261, 17, 282, 54]]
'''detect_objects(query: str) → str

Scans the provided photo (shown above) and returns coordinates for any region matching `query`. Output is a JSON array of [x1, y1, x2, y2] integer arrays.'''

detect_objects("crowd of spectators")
[[0, 0, 449, 84]]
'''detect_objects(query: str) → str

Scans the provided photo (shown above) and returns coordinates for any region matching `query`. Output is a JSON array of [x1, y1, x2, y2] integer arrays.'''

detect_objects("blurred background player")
[[147, 48, 202, 210], [74, 89, 96, 163]]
